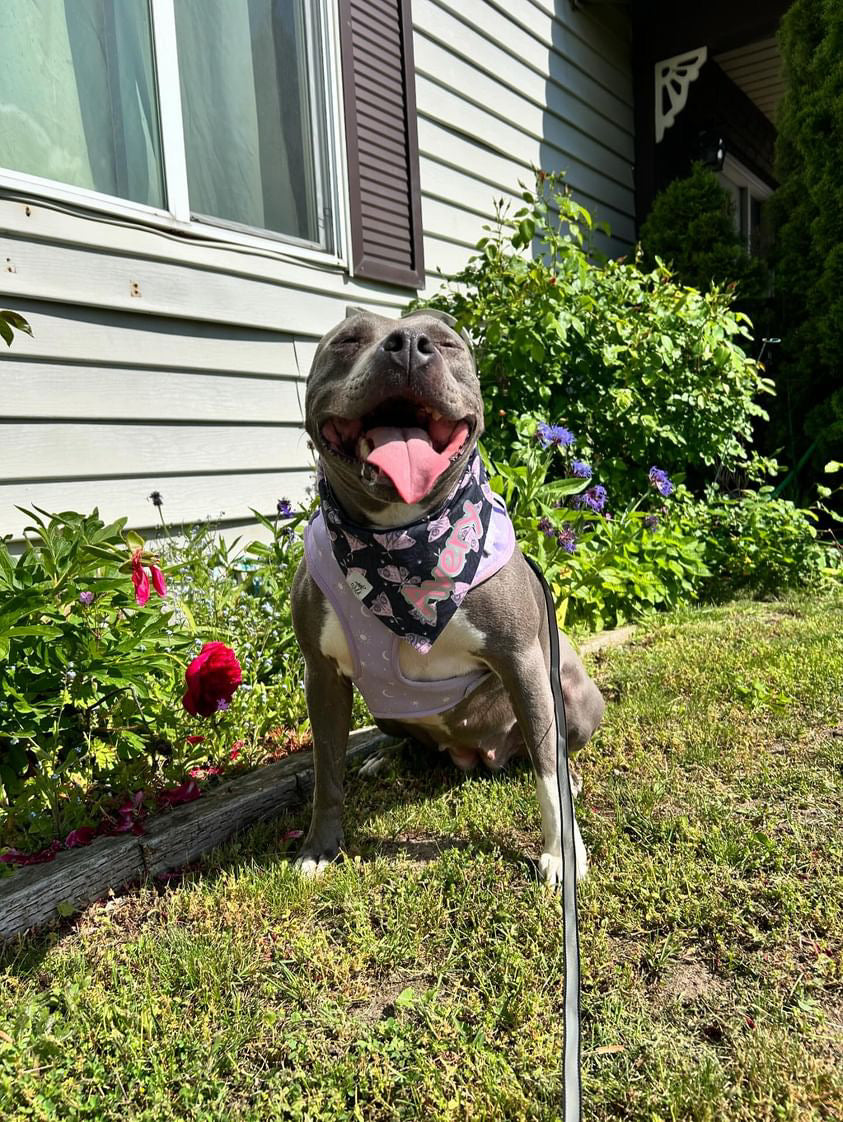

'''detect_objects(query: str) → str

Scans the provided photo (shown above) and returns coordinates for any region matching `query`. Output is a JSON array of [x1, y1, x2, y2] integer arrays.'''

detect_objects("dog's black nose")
[[381, 329, 435, 372]]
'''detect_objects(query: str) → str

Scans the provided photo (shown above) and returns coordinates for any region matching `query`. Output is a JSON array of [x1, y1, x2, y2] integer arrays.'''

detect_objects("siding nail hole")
[[24, 206, 31, 216], [5, 259, 15, 273], [130, 281, 141, 298]]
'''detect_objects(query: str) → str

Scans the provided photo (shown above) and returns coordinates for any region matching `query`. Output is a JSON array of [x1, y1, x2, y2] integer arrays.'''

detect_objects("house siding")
[[0, 0, 633, 539]]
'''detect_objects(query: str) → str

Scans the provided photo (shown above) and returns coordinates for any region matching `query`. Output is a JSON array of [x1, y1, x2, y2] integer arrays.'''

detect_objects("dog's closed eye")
[[332, 334, 363, 350]]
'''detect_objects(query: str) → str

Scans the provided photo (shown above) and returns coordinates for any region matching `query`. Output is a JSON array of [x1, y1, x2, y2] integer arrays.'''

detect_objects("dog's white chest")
[[319, 602, 486, 682]]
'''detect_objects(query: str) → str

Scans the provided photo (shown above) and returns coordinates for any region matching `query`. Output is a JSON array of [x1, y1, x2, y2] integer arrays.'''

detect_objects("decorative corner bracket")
[[655, 47, 708, 143]]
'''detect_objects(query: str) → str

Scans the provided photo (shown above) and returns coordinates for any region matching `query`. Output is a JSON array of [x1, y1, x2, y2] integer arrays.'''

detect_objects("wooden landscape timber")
[[0, 727, 394, 942]]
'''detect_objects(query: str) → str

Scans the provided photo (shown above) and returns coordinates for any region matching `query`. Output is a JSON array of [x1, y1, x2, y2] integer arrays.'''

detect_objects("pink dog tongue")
[[366, 423, 468, 504]]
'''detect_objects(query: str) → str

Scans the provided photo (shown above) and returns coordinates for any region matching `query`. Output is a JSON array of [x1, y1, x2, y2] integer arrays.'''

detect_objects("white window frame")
[[717, 153, 773, 256], [0, 0, 350, 270]]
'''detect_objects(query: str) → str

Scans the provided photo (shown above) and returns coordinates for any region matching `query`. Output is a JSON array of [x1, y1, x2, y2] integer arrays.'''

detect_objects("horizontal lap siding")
[[0, 197, 410, 538], [413, 0, 635, 278]]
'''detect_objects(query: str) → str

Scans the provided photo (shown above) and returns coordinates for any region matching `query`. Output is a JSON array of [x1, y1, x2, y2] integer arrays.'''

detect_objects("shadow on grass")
[[0, 740, 547, 974]]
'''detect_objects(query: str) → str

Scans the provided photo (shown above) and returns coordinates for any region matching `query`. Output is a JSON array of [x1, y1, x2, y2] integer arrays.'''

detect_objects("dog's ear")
[[344, 305, 371, 319]]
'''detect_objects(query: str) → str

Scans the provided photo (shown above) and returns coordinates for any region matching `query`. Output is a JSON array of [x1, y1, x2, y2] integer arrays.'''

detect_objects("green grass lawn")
[[1, 593, 841, 1121]]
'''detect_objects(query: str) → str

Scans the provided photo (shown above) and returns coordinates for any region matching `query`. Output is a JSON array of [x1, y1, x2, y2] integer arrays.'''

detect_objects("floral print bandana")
[[317, 451, 495, 653]]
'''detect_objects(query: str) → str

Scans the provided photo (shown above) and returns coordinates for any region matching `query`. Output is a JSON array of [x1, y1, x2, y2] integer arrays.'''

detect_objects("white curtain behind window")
[[0, 0, 163, 207], [175, 0, 318, 242]]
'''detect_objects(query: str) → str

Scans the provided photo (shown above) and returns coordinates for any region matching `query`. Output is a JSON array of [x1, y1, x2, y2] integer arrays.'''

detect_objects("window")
[[0, 0, 335, 252], [717, 154, 773, 258], [0, 1, 164, 208], [174, 0, 329, 246]]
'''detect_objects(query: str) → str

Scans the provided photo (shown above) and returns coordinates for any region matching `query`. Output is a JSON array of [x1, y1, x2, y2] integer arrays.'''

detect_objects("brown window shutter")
[[339, 0, 425, 289]]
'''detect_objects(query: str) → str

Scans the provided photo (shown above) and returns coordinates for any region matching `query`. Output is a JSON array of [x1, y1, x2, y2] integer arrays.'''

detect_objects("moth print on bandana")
[[317, 451, 495, 649]]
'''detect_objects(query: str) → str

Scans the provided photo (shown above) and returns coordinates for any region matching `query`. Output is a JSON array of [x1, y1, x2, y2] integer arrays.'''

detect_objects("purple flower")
[[569, 460, 592, 479], [556, 526, 577, 554], [537, 516, 555, 538], [78, 590, 94, 606], [216, 698, 231, 712], [644, 514, 660, 530], [648, 467, 674, 497], [277, 498, 294, 518], [573, 484, 608, 513], [535, 422, 574, 449]]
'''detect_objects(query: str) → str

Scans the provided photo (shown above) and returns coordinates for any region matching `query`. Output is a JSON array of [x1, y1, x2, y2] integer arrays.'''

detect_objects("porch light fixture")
[[699, 130, 727, 170]]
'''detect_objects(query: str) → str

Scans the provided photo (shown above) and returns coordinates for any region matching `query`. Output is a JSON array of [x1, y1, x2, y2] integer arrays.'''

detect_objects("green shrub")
[[686, 488, 835, 597], [0, 502, 337, 858], [418, 172, 772, 503], [0, 509, 190, 844], [489, 417, 710, 632], [770, 0, 843, 501], [638, 163, 768, 301]]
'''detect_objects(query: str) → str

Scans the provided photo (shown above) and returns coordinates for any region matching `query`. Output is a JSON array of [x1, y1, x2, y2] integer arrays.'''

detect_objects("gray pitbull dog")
[[290, 309, 605, 884]]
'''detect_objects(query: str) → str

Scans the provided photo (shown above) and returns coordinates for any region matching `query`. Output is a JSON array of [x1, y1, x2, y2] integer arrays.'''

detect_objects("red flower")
[[0, 841, 62, 866], [229, 741, 244, 761], [65, 827, 96, 848], [182, 642, 242, 718], [102, 791, 146, 836], [130, 549, 167, 606], [158, 779, 201, 807], [185, 735, 205, 746]]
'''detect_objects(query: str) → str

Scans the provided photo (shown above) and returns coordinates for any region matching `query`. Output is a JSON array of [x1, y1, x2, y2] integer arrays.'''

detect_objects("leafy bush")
[[769, 0, 843, 501], [418, 171, 772, 503], [638, 162, 768, 302], [0, 509, 190, 846], [489, 417, 709, 631], [0, 502, 330, 860], [686, 488, 835, 597]]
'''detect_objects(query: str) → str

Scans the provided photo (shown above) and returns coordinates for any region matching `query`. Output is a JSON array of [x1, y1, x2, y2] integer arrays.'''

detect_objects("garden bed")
[[0, 726, 393, 941]]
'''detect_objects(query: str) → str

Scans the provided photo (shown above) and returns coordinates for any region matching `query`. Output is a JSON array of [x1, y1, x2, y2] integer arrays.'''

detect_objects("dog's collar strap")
[[317, 451, 495, 653]]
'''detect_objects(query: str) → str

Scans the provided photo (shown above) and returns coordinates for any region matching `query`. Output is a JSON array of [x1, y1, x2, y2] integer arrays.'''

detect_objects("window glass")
[[174, 0, 328, 247], [0, 0, 164, 207]]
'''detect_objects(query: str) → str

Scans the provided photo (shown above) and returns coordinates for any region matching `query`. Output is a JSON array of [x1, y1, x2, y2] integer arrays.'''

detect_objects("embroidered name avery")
[[401, 500, 484, 623]]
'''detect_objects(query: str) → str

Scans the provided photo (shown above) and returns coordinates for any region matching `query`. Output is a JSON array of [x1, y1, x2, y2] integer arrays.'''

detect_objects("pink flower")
[[131, 550, 150, 606], [229, 740, 244, 761], [64, 827, 96, 848], [130, 549, 167, 606], [182, 642, 242, 717], [282, 828, 304, 842], [150, 564, 167, 597]]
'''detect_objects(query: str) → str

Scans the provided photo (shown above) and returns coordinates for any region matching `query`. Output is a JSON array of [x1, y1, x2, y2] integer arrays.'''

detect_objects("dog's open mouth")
[[320, 397, 471, 504]]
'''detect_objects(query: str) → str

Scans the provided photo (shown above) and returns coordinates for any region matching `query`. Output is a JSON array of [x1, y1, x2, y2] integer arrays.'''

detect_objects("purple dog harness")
[[304, 495, 515, 719]]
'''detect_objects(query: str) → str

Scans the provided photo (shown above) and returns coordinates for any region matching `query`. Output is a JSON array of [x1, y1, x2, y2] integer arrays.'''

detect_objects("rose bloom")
[[182, 642, 243, 718]]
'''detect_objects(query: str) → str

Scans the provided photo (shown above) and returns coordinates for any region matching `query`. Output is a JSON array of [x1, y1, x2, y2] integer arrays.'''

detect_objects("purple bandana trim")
[[318, 452, 495, 652]]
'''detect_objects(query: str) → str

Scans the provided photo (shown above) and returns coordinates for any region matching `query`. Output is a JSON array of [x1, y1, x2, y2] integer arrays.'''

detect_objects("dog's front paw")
[[294, 850, 340, 877], [293, 823, 344, 877], [538, 837, 589, 887]]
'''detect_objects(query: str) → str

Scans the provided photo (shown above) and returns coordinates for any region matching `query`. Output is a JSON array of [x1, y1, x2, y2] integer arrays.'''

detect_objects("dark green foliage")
[[686, 487, 834, 597], [0, 309, 31, 347], [0, 510, 191, 842], [638, 163, 768, 302], [770, 0, 843, 499], [416, 172, 772, 504]]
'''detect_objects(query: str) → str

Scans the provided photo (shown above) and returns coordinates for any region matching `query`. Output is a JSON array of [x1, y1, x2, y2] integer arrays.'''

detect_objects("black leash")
[[525, 555, 582, 1122]]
